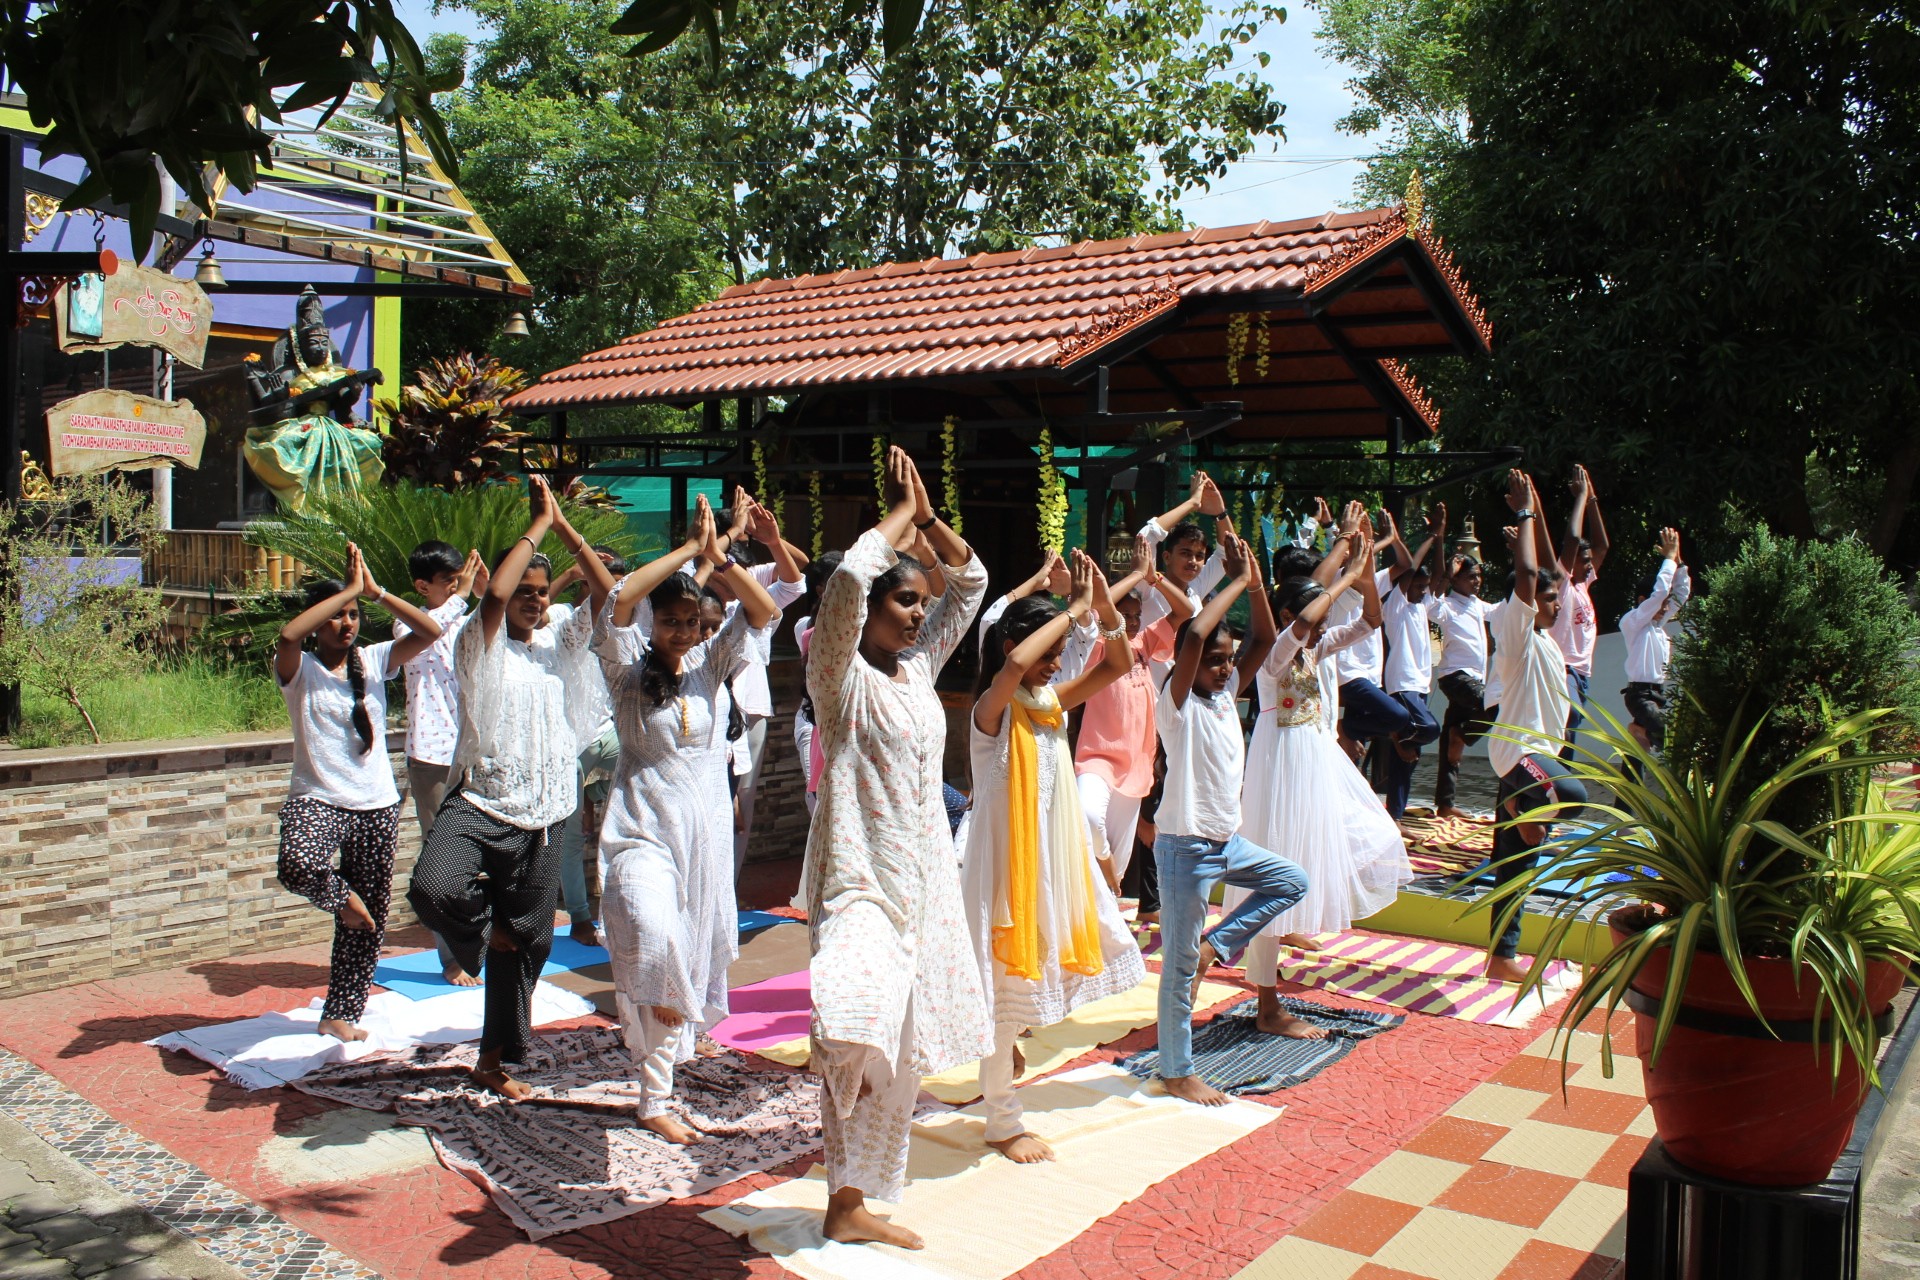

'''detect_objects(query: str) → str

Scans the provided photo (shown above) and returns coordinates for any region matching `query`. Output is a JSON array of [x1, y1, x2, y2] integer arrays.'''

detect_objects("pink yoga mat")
[[709, 970, 812, 1051]]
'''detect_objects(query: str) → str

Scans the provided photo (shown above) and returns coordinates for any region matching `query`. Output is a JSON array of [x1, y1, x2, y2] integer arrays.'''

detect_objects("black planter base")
[[1625, 989, 1920, 1279]]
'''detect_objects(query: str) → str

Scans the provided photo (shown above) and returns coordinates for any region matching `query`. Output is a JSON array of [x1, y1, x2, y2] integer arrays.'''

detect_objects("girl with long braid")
[[275, 542, 443, 1042], [592, 495, 781, 1144]]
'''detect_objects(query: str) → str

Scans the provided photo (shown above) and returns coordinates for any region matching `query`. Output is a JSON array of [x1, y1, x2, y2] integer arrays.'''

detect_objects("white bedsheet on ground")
[[148, 984, 597, 1090]]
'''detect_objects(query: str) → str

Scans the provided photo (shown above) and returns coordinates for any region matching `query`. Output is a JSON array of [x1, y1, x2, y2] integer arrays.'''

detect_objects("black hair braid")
[[723, 678, 746, 741], [638, 648, 682, 709], [345, 645, 375, 754]]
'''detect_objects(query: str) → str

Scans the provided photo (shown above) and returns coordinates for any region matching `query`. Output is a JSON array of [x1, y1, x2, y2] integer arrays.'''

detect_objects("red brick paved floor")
[[0, 857, 1620, 1280]]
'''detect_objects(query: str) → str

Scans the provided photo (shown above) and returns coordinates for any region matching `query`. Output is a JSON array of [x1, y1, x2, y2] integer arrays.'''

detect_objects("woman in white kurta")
[[805, 448, 990, 1251], [962, 550, 1141, 1162], [1228, 541, 1411, 1034], [592, 496, 779, 1144]]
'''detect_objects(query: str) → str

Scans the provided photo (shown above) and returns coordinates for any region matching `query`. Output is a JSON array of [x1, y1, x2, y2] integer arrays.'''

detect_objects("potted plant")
[[1483, 531, 1920, 1187]]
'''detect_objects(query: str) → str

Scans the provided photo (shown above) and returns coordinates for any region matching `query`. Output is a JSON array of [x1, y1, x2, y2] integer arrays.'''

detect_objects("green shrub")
[[15, 654, 288, 749], [1667, 529, 1920, 828]]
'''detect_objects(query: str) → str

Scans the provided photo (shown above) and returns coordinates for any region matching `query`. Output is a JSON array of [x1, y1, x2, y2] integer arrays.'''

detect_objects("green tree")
[[1319, 0, 1920, 568], [412, 0, 1287, 374], [0, 475, 170, 743]]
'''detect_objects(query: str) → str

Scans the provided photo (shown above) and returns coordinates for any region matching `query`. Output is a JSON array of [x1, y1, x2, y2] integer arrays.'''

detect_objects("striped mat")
[[1399, 812, 1496, 878], [1264, 931, 1580, 1029], [1119, 996, 1402, 1094]]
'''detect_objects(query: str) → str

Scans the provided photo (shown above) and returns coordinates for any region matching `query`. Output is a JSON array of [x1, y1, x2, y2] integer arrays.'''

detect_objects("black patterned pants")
[[407, 794, 562, 1063], [276, 797, 400, 1023]]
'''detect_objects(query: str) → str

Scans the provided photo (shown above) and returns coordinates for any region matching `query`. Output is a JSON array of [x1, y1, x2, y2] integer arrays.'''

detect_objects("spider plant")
[[1477, 701, 1920, 1084]]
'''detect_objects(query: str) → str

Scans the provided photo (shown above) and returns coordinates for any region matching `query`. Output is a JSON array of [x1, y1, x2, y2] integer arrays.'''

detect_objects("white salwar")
[[962, 700, 1143, 1141], [1228, 622, 1411, 985], [804, 528, 990, 1200], [594, 593, 776, 1117]]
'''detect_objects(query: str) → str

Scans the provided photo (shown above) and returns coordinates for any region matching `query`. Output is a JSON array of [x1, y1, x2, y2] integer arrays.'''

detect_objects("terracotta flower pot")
[[1609, 904, 1902, 1186]]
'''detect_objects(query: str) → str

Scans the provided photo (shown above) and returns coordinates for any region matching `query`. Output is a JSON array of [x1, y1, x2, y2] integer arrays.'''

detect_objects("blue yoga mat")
[[374, 912, 795, 1000]]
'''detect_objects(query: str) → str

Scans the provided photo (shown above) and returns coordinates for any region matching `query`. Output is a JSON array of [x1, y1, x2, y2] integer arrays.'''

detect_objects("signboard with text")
[[45, 389, 208, 477], [54, 263, 212, 368]]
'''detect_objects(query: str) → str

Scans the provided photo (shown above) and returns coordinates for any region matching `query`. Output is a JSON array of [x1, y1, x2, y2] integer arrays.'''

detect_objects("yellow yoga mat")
[[752, 973, 1246, 1102], [703, 1063, 1281, 1280]]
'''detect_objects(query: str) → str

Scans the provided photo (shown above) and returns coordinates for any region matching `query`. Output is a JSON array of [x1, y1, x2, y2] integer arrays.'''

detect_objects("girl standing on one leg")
[[594, 495, 780, 1143], [1153, 534, 1315, 1106], [1229, 541, 1410, 1025], [806, 448, 991, 1250], [408, 478, 617, 1098], [963, 550, 1142, 1164], [276, 544, 443, 1042]]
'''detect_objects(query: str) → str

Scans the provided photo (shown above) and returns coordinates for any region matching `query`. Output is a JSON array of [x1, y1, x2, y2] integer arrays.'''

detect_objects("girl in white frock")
[[593, 496, 780, 1144], [962, 550, 1143, 1163], [1228, 536, 1411, 1030]]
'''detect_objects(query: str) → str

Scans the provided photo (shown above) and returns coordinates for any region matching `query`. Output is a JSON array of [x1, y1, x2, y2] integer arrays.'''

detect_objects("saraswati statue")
[[241, 286, 385, 513]]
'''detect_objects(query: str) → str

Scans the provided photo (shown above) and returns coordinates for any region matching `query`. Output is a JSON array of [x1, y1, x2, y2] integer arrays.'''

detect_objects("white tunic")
[[961, 708, 1144, 1032], [804, 529, 992, 1101], [594, 596, 775, 1040]]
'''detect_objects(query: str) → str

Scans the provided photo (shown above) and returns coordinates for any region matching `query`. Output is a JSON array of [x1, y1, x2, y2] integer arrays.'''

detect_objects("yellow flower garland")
[[1036, 427, 1067, 554], [871, 434, 889, 515], [809, 470, 825, 559], [941, 415, 964, 534]]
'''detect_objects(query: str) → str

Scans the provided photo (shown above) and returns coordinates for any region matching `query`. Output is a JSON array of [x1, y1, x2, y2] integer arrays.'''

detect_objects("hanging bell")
[[194, 246, 226, 289], [500, 311, 531, 338]]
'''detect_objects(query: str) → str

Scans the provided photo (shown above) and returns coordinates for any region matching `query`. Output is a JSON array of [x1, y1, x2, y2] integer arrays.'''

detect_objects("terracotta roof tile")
[[509, 206, 1488, 411]]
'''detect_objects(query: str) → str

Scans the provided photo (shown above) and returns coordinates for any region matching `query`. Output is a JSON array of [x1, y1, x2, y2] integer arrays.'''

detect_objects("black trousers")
[[407, 793, 563, 1062], [1434, 671, 1492, 811]]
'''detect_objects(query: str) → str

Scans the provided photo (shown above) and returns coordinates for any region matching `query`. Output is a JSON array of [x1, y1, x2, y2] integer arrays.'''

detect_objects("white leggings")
[[814, 1004, 920, 1203], [620, 1002, 691, 1119], [978, 1023, 1028, 1143], [1076, 772, 1144, 883], [1242, 933, 1283, 988]]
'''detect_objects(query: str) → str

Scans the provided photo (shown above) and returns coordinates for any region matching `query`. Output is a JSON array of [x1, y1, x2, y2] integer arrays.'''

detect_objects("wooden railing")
[[146, 529, 305, 593]]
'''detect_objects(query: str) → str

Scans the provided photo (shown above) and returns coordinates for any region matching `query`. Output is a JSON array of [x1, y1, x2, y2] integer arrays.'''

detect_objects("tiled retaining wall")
[[0, 730, 424, 998]]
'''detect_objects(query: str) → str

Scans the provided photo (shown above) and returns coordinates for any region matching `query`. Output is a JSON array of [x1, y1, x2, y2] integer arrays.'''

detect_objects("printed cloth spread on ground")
[[1399, 812, 1496, 877], [294, 1027, 823, 1239], [1118, 996, 1402, 1094], [1267, 932, 1581, 1028]]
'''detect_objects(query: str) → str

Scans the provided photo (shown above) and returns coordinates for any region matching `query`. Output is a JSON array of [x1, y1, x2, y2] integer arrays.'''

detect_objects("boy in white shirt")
[[1619, 527, 1690, 753], [1427, 553, 1496, 818], [1485, 471, 1589, 984], [1378, 505, 1447, 818], [1152, 534, 1310, 1107], [397, 540, 484, 984]]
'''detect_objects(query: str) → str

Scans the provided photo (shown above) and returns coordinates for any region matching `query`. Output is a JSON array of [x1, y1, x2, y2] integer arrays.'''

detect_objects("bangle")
[[1101, 623, 1128, 642], [374, 586, 387, 604], [915, 515, 937, 530], [517, 535, 537, 551]]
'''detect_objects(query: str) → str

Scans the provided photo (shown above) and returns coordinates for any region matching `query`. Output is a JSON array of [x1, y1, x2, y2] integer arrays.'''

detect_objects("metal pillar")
[[1, 136, 23, 735]]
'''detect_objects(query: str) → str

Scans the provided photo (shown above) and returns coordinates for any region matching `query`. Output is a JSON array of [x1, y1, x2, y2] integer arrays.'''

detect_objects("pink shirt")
[[1549, 574, 1598, 676], [1074, 618, 1175, 798]]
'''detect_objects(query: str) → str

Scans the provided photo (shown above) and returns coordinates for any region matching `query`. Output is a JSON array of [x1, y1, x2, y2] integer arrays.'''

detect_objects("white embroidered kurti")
[[804, 529, 992, 1109], [449, 601, 599, 831], [962, 707, 1144, 1031], [594, 595, 775, 1053]]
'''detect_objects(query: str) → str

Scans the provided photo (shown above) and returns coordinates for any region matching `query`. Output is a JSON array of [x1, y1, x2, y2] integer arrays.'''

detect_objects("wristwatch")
[[1514, 508, 1536, 521]]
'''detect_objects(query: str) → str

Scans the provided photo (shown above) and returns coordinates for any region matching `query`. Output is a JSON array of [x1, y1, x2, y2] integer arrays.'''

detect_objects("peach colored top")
[[1072, 618, 1175, 798]]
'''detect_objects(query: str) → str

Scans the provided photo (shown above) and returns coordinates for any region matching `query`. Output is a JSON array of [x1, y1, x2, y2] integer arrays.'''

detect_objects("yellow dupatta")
[[993, 684, 1107, 981]]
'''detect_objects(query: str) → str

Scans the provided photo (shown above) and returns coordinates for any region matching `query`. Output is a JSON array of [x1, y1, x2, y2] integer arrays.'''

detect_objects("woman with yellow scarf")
[[961, 548, 1143, 1164]]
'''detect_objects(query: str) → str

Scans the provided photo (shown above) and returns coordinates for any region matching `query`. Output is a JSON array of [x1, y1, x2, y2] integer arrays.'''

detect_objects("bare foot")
[[317, 1018, 367, 1042], [1484, 954, 1532, 984], [488, 928, 520, 953], [1162, 1074, 1229, 1107], [1137, 911, 1159, 927], [337, 891, 376, 933], [1393, 735, 1419, 763], [471, 1066, 534, 1100], [442, 962, 482, 987], [1278, 932, 1320, 950], [651, 1004, 684, 1028], [1190, 940, 1220, 1004], [1257, 1011, 1330, 1040], [824, 1190, 924, 1249], [1438, 805, 1471, 820], [637, 1112, 703, 1144], [988, 1133, 1056, 1163], [570, 920, 602, 948]]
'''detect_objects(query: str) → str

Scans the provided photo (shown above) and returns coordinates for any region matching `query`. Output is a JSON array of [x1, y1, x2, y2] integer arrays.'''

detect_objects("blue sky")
[[393, 1, 1368, 227]]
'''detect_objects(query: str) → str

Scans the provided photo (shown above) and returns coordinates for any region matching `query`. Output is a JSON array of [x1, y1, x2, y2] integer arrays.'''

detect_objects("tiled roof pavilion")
[[508, 206, 1490, 442]]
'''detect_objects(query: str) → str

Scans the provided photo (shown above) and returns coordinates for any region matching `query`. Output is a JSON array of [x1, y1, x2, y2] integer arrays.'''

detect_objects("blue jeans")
[[1382, 690, 1442, 818], [1153, 832, 1310, 1078], [1340, 677, 1412, 742], [1490, 754, 1589, 958]]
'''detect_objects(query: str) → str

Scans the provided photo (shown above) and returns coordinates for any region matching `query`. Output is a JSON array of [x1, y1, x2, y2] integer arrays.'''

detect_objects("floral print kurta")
[[804, 529, 992, 1106]]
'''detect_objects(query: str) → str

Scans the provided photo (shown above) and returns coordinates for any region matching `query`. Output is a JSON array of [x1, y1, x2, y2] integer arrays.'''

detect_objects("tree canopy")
[[1318, 0, 1920, 568], [412, 0, 1288, 377]]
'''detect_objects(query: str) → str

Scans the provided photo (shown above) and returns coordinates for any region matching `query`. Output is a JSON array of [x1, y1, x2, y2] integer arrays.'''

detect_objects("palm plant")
[[376, 354, 531, 490], [1482, 703, 1920, 1084], [204, 480, 649, 656]]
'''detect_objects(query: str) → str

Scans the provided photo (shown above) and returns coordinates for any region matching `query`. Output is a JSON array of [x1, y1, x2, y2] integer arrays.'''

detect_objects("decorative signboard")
[[53, 262, 212, 368], [45, 389, 207, 477]]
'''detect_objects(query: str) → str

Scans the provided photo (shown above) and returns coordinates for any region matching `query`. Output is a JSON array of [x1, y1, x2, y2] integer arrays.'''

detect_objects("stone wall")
[[0, 731, 421, 998]]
